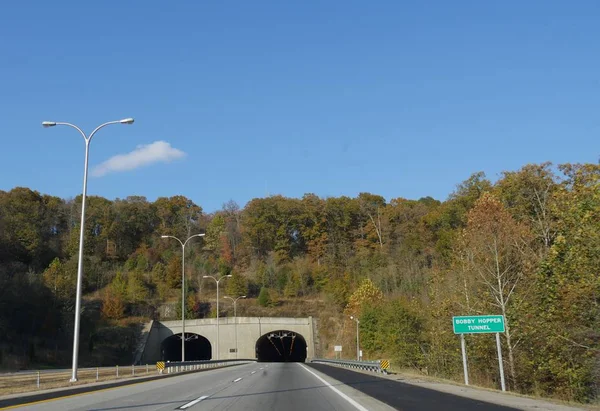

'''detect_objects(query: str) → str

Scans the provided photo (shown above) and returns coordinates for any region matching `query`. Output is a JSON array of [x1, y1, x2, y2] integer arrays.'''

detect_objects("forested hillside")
[[0, 162, 598, 402]]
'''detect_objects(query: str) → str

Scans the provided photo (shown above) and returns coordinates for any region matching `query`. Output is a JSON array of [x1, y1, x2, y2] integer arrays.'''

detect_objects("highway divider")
[[310, 358, 390, 374], [156, 359, 256, 374]]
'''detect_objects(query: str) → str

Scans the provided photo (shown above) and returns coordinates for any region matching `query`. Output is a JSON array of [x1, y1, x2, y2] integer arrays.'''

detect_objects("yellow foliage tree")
[[344, 278, 384, 317], [101, 288, 125, 319]]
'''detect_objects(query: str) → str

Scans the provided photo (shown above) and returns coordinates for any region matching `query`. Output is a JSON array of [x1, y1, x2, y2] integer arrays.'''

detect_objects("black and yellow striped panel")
[[379, 360, 390, 369], [156, 361, 165, 370]]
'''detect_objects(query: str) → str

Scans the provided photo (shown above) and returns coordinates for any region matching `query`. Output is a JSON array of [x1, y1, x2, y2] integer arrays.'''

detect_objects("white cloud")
[[91, 141, 186, 177]]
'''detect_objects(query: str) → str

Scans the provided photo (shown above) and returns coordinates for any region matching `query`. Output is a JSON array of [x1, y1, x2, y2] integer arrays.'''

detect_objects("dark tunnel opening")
[[161, 333, 212, 362], [255, 330, 307, 362]]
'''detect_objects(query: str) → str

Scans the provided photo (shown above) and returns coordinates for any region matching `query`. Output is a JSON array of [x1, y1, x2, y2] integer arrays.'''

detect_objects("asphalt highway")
[[3, 362, 521, 410]]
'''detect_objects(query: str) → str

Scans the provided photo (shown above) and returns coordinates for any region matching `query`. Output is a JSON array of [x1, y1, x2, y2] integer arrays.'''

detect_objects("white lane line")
[[299, 364, 369, 411], [179, 395, 209, 409], [259, 367, 264, 370], [233, 377, 243, 382], [251, 371, 257, 374]]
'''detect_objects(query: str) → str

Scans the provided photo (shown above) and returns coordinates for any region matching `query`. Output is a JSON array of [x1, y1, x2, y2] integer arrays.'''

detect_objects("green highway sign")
[[452, 315, 505, 334]]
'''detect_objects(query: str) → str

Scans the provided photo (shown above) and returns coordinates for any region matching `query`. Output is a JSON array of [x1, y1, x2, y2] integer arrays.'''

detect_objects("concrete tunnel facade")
[[138, 317, 316, 364]]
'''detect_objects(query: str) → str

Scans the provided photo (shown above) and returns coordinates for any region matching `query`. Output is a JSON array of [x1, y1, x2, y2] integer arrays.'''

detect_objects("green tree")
[[127, 270, 150, 303], [257, 287, 272, 307], [154, 196, 203, 238], [42, 258, 75, 302], [151, 261, 167, 284], [360, 299, 425, 369], [110, 271, 128, 301], [0, 188, 63, 268], [175, 291, 197, 320], [524, 164, 600, 401], [225, 273, 248, 297]]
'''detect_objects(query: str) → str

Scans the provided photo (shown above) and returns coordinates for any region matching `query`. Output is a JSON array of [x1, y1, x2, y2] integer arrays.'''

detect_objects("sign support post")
[[334, 345, 342, 360], [495, 332, 506, 392], [460, 334, 469, 385], [453, 315, 506, 391]]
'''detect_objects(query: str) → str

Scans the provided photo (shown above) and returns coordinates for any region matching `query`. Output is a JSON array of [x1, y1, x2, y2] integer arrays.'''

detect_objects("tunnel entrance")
[[255, 330, 307, 362], [161, 333, 212, 362]]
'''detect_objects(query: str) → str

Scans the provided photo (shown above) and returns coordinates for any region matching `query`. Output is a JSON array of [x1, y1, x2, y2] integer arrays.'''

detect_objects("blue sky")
[[1, 1, 598, 212]]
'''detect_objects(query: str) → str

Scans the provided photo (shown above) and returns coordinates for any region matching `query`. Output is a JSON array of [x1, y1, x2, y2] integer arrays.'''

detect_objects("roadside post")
[[460, 334, 469, 385], [334, 345, 342, 360], [452, 315, 506, 391]]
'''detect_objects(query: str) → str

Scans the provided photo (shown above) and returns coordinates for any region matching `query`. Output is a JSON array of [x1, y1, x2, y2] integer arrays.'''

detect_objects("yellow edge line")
[[0, 363, 249, 410], [0, 378, 156, 410]]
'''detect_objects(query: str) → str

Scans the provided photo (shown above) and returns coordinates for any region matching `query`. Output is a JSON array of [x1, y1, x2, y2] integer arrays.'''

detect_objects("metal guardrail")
[[157, 359, 256, 374], [0, 360, 255, 394], [311, 358, 390, 374], [0, 364, 156, 394]]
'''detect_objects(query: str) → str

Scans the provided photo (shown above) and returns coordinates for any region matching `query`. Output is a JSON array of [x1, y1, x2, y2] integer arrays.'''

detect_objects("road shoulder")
[[298, 363, 397, 411], [313, 363, 592, 411]]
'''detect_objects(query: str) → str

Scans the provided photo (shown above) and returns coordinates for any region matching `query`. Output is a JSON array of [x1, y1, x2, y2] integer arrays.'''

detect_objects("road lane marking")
[[251, 371, 256, 374], [233, 377, 243, 383], [298, 364, 369, 411], [0, 363, 259, 410], [179, 395, 209, 409]]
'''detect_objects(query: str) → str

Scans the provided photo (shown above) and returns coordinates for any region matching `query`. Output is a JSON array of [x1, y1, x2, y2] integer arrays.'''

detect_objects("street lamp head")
[[241, 296, 247, 298], [203, 276, 209, 279], [161, 235, 169, 238], [195, 233, 206, 237], [119, 118, 135, 124], [226, 275, 233, 278], [42, 121, 57, 128]]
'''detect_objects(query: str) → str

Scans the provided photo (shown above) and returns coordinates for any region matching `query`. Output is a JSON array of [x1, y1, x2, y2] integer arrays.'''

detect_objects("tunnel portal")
[[161, 333, 211, 362], [255, 330, 307, 362]]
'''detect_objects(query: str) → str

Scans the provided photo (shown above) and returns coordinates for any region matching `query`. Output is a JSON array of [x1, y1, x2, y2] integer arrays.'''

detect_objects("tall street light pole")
[[203, 274, 232, 360], [161, 233, 205, 362], [224, 295, 246, 358], [350, 316, 360, 361], [42, 118, 134, 383]]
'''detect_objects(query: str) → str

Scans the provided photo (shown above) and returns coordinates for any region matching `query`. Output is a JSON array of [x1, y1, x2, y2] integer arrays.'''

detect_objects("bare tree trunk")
[[503, 311, 517, 389], [367, 211, 384, 248], [494, 241, 518, 387]]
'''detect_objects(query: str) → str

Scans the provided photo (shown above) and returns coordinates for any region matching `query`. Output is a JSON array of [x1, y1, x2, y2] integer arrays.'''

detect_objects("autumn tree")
[[299, 194, 328, 264], [166, 257, 182, 288], [344, 278, 384, 317], [462, 192, 532, 387], [357, 193, 386, 249], [495, 163, 559, 252], [222, 200, 243, 264], [101, 288, 125, 319]]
